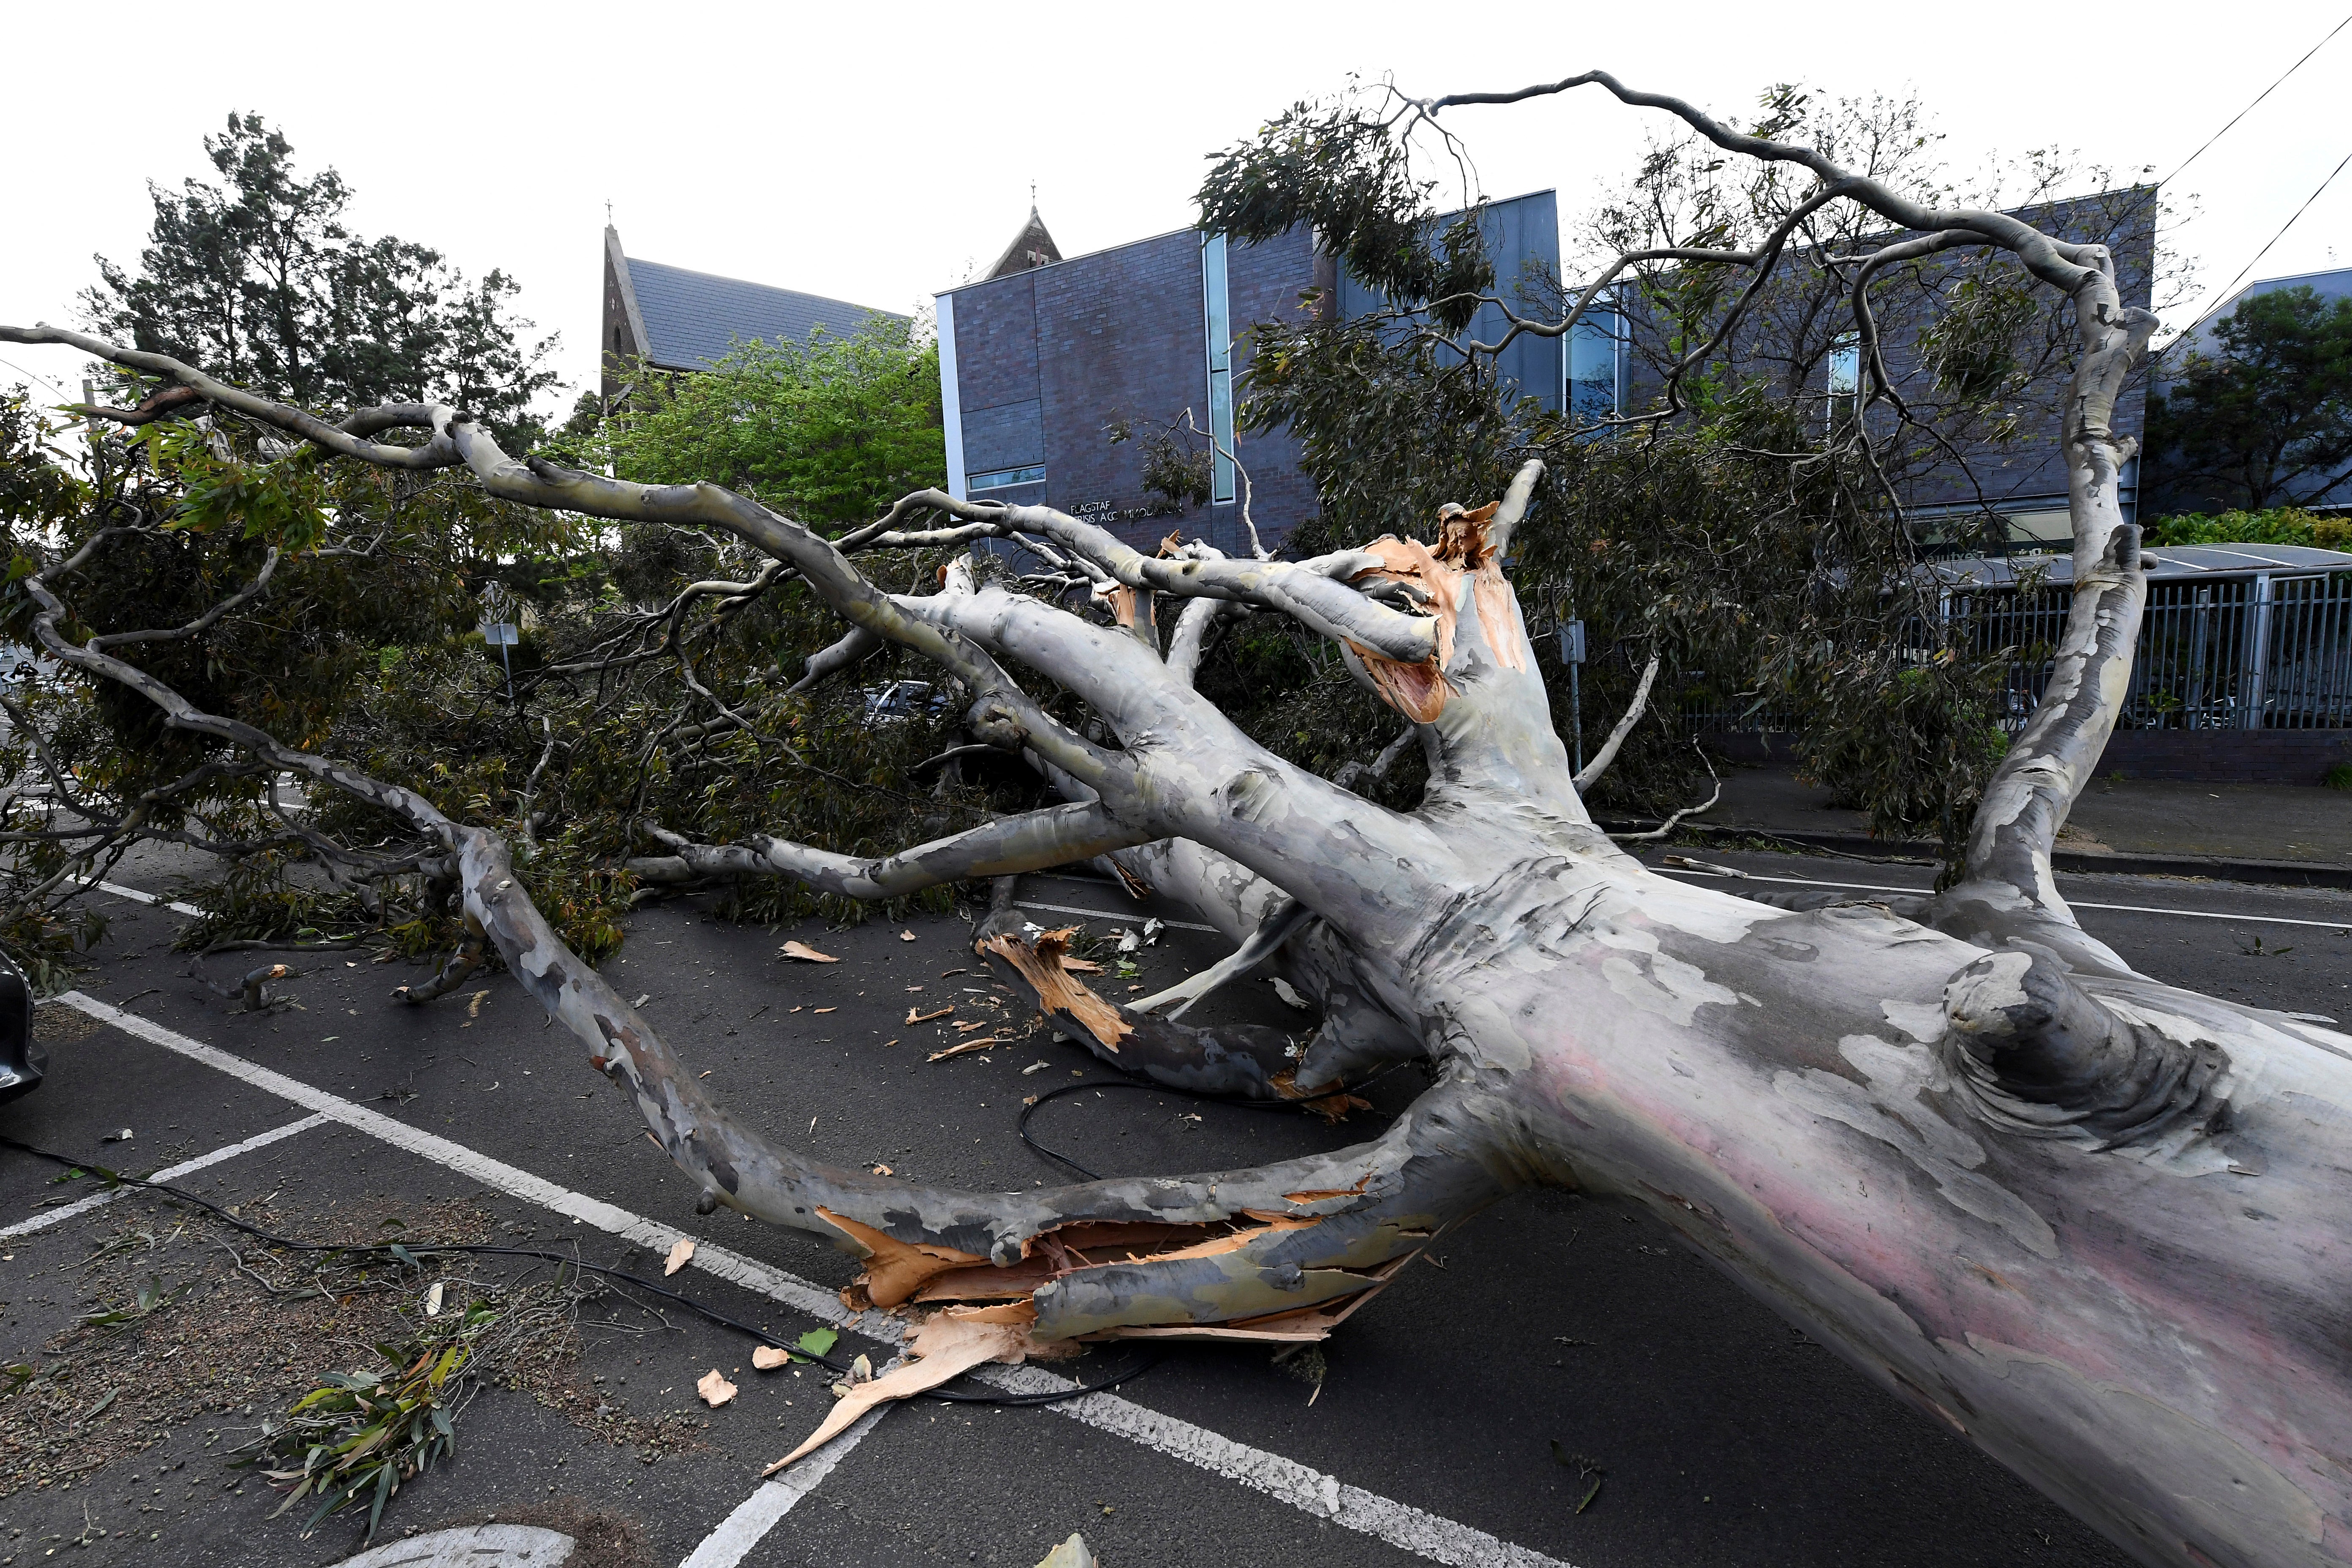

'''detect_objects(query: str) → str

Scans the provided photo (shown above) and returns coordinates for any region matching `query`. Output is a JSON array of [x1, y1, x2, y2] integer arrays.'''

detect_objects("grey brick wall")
[[945, 225, 1326, 555]]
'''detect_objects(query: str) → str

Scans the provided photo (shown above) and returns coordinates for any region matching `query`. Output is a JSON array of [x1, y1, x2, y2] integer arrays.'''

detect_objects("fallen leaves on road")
[[928, 1037, 999, 1062], [907, 1004, 953, 1024], [752, 1327, 838, 1371], [697, 1369, 737, 1407], [664, 1239, 695, 1277], [779, 942, 838, 964]]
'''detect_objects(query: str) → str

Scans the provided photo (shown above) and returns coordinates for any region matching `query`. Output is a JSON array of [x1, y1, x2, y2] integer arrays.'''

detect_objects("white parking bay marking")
[[0, 1111, 331, 1239], [52, 991, 1577, 1568]]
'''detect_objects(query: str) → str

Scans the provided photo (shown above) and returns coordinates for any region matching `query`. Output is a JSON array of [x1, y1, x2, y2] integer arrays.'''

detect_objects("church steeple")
[[985, 201, 1062, 280]]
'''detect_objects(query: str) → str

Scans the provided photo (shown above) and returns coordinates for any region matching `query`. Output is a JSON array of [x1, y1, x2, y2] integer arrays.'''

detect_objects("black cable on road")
[[0, 1132, 1153, 1409]]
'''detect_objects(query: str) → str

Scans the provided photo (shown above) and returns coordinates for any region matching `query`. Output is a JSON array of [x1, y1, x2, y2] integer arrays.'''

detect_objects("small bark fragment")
[[764, 1315, 1034, 1472], [1037, 1533, 1100, 1568], [906, 1004, 954, 1024], [697, 1369, 737, 1407], [751, 1346, 791, 1371], [663, 1238, 695, 1277], [780, 941, 839, 963], [928, 1037, 1000, 1061]]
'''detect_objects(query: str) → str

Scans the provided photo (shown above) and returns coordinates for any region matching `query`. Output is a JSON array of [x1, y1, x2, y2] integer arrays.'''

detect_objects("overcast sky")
[[4, 0, 2347, 416]]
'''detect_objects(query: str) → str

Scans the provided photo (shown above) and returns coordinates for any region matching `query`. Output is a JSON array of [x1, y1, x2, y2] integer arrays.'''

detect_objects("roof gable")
[[620, 252, 906, 370], [985, 206, 1063, 280]]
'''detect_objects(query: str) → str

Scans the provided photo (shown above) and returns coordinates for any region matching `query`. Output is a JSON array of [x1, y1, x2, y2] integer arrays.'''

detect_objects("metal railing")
[[1687, 566, 2352, 733], [1955, 570, 2352, 730]]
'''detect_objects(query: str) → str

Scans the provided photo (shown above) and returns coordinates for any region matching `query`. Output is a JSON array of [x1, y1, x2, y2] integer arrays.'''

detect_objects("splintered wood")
[[779, 941, 838, 963], [763, 1314, 1036, 1473], [1341, 501, 1531, 719], [979, 926, 1130, 1049], [928, 1037, 999, 1061]]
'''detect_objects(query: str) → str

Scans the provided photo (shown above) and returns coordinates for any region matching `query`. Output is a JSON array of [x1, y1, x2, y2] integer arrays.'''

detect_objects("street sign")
[[1558, 619, 1586, 665], [482, 623, 520, 647]]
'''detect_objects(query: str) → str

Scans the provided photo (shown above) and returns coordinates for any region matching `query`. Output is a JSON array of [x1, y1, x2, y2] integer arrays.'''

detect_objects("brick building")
[[934, 193, 1565, 555], [600, 225, 906, 405]]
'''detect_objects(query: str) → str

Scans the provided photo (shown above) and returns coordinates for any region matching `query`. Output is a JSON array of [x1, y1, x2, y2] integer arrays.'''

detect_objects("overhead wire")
[[2158, 14, 2352, 345], [2163, 13, 2351, 188]]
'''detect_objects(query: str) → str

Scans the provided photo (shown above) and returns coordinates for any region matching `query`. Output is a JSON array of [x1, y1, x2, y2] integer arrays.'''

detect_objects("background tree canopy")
[[84, 112, 559, 445], [1194, 84, 2105, 852], [2146, 283, 2352, 515], [0, 117, 967, 985]]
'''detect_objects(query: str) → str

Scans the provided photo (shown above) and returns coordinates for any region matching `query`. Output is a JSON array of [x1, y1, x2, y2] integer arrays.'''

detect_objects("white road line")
[[66, 877, 205, 917], [1015, 901, 1217, 933], [977, 1361, 1577, 1567], [0, 1110, 332, 1239], [50, 993, 902, 1341], [1654, 867, 2352, 930], [677, 1401, 893, 1568], [50, 992, 1576, 1568]]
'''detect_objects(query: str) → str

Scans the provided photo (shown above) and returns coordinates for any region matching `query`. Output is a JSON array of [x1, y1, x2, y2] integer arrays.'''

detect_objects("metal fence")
[[1955, 568, 2352, 730], [1689, 566, 2352, 734]]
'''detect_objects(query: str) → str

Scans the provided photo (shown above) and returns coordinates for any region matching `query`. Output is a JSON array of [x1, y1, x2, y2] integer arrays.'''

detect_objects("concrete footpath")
[[1613, 764, 2352, 887]]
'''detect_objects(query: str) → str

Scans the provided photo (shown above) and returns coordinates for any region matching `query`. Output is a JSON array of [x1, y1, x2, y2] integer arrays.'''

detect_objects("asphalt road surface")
[[2, 852, 2345, 1568]]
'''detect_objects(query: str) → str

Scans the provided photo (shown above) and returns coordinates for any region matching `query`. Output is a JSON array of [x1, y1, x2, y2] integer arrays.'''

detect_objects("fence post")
[[2240, 573, 2275, 730]]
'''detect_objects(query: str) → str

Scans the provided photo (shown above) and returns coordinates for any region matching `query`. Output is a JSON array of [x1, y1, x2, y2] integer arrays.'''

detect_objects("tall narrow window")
[[1827, 330, 1861, 429], [1567, 294, 1625, 424], [1201, 232, 1236, 506]]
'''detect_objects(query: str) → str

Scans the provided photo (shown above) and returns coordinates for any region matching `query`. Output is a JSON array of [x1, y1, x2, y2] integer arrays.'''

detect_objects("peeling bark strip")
[[19, 82, 2352, 1564]]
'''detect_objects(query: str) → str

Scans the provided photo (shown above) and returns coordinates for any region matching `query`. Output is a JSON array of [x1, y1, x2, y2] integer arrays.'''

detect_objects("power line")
[[2178, 142, 2352, 343], [2165, 12, 2352, 188]]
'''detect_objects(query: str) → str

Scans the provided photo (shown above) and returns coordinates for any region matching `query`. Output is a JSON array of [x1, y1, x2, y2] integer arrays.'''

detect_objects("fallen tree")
[[5, 71, 2347, 1568]]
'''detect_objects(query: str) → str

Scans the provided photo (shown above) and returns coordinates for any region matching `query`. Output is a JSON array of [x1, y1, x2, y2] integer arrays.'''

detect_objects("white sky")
[[4, 0, 2348, 418]]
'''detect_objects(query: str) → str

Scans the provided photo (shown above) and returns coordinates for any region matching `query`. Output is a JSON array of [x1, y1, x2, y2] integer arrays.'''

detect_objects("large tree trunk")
[[8, 81, 2339, 1568]]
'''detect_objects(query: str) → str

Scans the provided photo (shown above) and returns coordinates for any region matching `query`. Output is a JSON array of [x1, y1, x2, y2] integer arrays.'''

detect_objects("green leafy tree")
[[2148, 285, 2352, 512], [600, 320, 943, 526], [84, 113, 559, 443]]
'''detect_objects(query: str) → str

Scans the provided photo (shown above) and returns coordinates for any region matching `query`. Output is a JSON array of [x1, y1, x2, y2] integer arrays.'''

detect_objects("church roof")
[[610, 230, 904, 371], [985, 205, 1063, 280]]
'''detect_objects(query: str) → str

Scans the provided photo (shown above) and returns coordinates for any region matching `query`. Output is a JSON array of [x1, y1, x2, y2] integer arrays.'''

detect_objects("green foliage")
[[600, 319, 944, 526], [84, 112, 558, 444], [1199, 100, 2019, 848], [240, 1329, 469, 1539], [1199, 95, 1492, 331], [2144, 507, 2352, 552], [2149, 285, 2352, 513], [2324, 762, 2352, 791], [1793, 656, 2011, 863]]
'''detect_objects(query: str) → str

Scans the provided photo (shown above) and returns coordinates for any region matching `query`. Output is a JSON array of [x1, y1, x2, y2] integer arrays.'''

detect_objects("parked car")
[[0, 950, 38, 1103], [860, 680, 953, 725]]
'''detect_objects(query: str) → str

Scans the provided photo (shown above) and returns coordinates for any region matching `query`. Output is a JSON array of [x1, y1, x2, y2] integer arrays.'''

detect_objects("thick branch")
[[1571, 655, 1660, 795], [626, 803, 1153, 899]]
